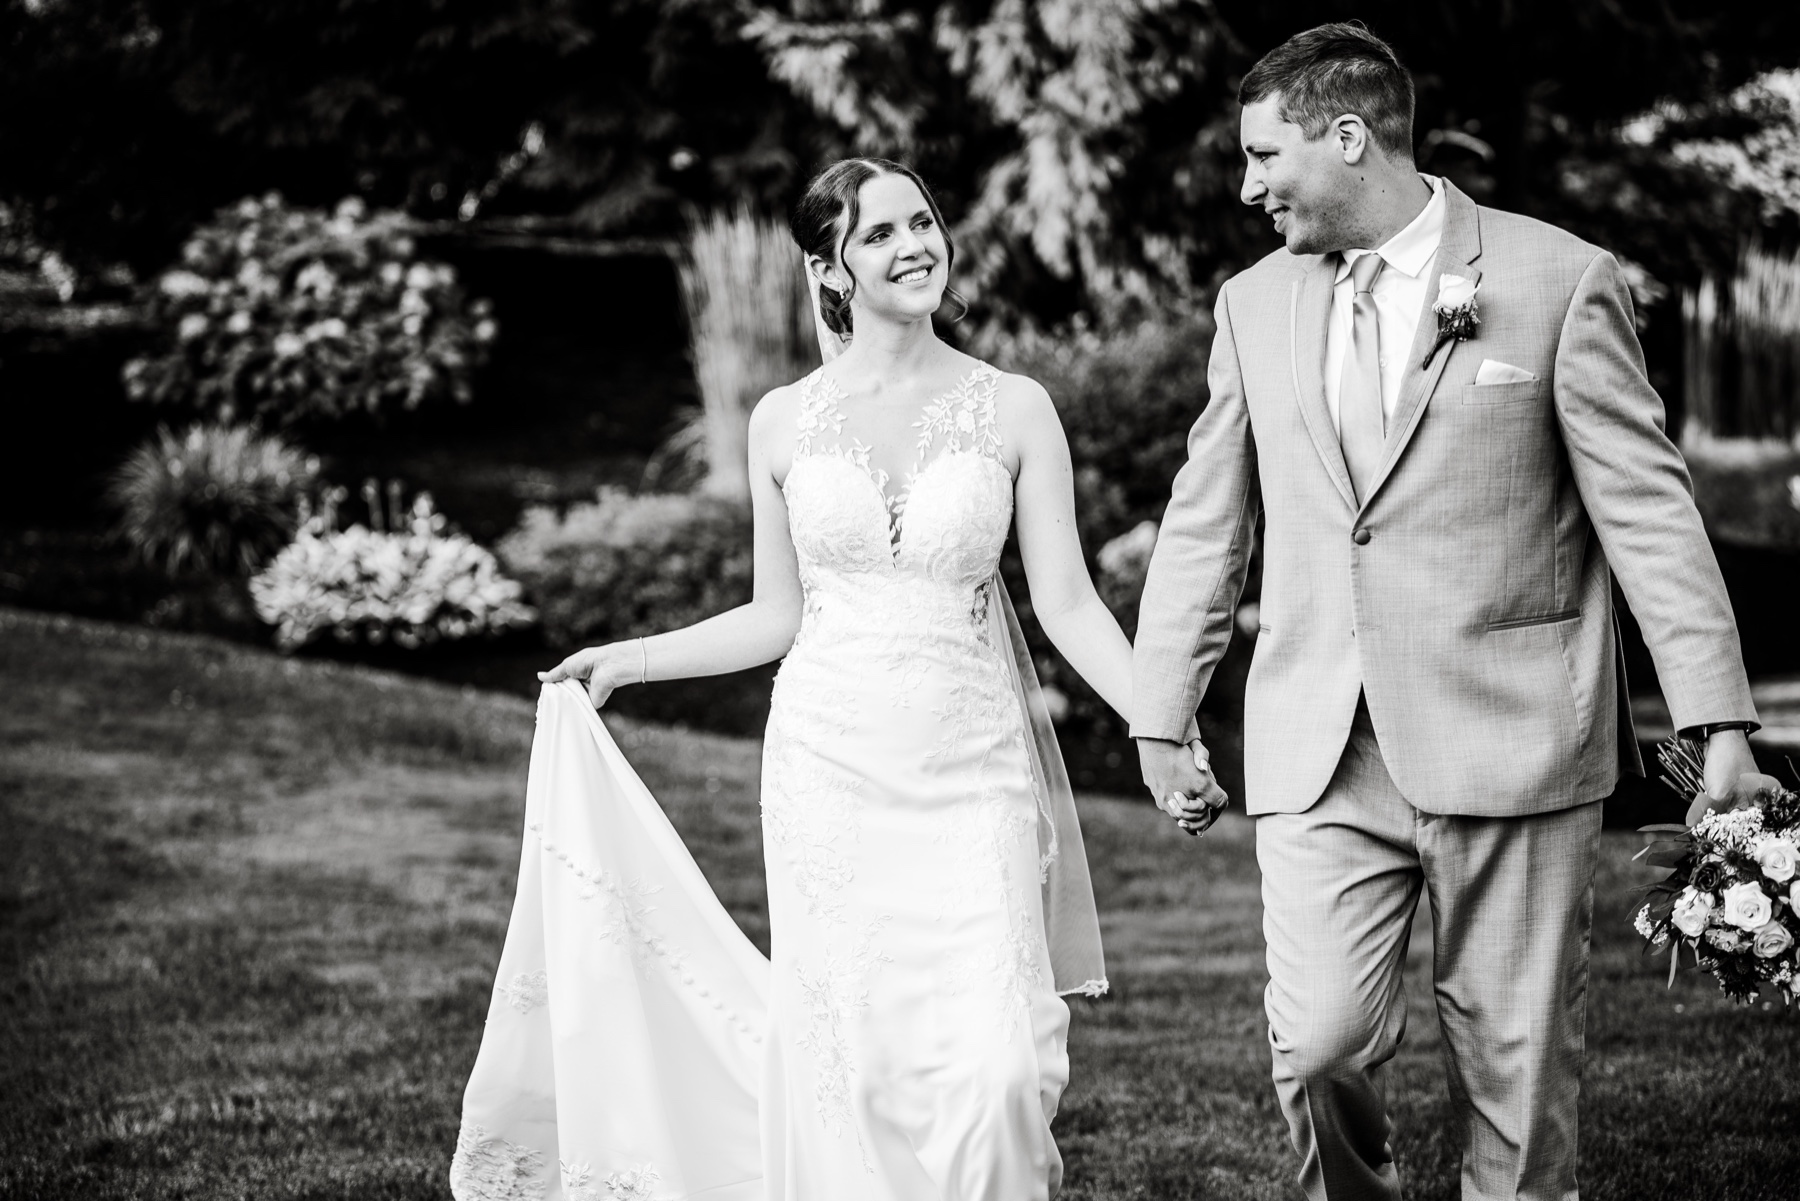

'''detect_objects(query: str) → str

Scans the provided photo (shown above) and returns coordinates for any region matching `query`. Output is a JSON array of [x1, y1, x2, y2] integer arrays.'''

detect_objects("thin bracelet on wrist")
[[637, 637, 648, 685]]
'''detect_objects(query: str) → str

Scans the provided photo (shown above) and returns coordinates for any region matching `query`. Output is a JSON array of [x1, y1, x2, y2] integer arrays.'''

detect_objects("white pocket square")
[[1475, 359, 1537, 385]]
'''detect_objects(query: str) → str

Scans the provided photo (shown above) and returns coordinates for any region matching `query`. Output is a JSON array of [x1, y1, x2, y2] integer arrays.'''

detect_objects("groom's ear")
[[1332, 113, 1371, 166]]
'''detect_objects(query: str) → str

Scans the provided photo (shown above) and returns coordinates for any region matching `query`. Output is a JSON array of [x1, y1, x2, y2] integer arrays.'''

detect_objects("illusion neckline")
[[794, 363, 1004, 558]]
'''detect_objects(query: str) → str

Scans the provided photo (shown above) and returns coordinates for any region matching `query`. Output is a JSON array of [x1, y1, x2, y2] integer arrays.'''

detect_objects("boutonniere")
[[1423, 273, 1480, 366]]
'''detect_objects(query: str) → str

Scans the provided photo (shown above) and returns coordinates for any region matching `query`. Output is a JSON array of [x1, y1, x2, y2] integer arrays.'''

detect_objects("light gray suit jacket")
[[1132, 182, 1758, 817]]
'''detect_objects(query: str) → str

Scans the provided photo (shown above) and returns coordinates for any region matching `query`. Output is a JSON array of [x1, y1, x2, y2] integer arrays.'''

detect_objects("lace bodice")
[[782, 364, 1013, 629]]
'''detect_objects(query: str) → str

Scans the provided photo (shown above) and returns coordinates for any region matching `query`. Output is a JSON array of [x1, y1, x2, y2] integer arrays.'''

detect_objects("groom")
[[1134, 22, 1772, 1201]]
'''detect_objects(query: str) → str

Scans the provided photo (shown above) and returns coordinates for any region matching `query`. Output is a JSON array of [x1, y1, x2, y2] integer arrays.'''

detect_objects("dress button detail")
[[1352, 528, 1372, 545]]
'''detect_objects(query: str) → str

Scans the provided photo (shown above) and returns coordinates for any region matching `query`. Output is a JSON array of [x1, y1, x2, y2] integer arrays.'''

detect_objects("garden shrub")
[[109, 423, 318, 577], [499, 487, 754, 649], [985, 312, 1214, 579], [123, 194, 496, 428], [981, 313, 1234, 731], [250, 493, 534, 651]]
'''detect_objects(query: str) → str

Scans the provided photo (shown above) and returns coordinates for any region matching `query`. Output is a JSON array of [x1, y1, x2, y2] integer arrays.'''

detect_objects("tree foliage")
[[6, 0, 1800, 325], [1216, 1, 1800, 286], [0, 0, 809, 270], [745, 0, 1247, 325]]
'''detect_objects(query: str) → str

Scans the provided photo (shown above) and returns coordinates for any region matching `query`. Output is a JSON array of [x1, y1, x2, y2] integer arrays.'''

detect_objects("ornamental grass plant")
[[1683, 243, 1800, 444], [108, 423, 317, 578], [677, 207, 817, 501]]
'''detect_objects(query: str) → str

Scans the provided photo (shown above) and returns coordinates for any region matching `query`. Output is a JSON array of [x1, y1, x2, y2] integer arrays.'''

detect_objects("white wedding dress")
[[452, 363, 1106, 1201]]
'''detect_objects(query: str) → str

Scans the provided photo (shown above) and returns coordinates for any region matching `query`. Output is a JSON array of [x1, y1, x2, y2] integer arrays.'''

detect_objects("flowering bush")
[[498, 487, 753, 649], [1634, 740, 1800, 1005], [109, 423, 318, 577], [123, 194, 496, 427], [251, 493, 534, 651]]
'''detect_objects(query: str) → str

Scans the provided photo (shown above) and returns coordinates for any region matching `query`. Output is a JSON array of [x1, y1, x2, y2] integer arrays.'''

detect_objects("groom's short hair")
[[1240, 23, 1415, 160]]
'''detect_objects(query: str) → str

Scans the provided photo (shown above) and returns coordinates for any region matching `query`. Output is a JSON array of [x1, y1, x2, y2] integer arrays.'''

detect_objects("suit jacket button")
[[1352, 528, 1371, 545]]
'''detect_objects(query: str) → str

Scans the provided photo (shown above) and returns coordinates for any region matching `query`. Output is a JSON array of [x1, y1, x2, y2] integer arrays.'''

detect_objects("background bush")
[[500, 487, 754, 650], [108, 423, 317, 578], [981, 313, 1265, 739], [250, 492, 534, 651], [985, 313, 1217, 632], [123, 194, 496, 428]]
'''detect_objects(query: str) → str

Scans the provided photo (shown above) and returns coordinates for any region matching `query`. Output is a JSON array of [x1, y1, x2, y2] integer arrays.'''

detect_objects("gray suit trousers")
[[1257, 702, 1602, 1201]]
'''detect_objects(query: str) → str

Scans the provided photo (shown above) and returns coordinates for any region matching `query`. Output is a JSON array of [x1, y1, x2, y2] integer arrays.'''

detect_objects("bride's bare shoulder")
[[981, 368, 1064, 478], [748, 376, 815, 483], [989, 368, 1061, 435]]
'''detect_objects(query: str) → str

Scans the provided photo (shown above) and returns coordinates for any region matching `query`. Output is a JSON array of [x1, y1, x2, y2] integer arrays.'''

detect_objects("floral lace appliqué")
[[499, 970, 548, 1014], [562, 1159, 663, 1201], [795, 917, 893, 1170], [450, 1124, 547, 1201], [761, 726, 865, 925]]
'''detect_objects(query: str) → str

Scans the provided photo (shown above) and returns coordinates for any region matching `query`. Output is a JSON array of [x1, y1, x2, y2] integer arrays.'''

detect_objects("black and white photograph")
[[4, 3, 1800, 1199]]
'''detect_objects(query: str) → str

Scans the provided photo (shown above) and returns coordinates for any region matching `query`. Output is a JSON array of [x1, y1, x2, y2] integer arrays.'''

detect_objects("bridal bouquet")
[[1633, 740, 1800, 1005]]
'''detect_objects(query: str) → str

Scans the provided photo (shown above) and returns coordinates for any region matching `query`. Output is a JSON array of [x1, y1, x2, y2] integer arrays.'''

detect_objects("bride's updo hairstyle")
[[790, 157, 969, 337]]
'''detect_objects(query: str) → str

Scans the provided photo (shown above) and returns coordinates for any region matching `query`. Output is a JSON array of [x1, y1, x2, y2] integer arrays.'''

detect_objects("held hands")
[[1689, 728, 1783, 826], [1138, 736, 1230, 837], [538, 642, 637, 710]]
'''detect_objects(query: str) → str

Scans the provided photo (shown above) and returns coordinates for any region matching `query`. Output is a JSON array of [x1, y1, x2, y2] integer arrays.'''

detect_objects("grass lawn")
[[1, 607, 1795, 1200]]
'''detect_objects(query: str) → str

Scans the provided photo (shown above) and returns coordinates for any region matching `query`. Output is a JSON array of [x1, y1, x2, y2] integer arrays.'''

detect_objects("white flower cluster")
[[1689, 805, 1765, 852], [250, 495, 533, 650]]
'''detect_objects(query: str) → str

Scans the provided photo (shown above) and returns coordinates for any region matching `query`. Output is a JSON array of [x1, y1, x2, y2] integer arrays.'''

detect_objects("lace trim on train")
[[562, 1160, 666, 1201], [450, 1124, 546, 1201], [498, 970, 548, 1014]]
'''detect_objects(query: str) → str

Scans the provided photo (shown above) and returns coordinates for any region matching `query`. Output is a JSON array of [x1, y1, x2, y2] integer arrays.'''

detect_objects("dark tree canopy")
[[0, 0, 810, 270], [5, 0, 1799, 323]]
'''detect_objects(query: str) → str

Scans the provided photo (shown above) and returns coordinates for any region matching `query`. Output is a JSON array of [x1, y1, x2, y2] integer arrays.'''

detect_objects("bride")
[[450, 157, 1219, 1201]]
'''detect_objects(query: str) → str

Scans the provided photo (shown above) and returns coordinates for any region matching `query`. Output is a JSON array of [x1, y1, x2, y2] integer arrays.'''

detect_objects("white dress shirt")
[[1323, 175, 1446, 434]]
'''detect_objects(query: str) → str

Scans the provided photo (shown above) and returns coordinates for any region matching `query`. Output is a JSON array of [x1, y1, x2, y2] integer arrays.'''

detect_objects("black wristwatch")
[[1684, 721, 1756, 740]]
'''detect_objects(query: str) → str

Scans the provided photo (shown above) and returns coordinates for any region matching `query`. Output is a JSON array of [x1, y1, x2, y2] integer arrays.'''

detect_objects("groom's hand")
[[1690, 728, 1782, 826], [1137, 737, 1228, 836]]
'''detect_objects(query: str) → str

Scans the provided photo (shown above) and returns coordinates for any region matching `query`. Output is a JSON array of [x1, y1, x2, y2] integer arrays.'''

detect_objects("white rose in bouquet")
[[1791, 878, 1800, 912], [1722, 879, 1775, 930], [1752, 920, 1795, 959], [1670, 886, 1715, 938], [1753, 834, 1798, 883]]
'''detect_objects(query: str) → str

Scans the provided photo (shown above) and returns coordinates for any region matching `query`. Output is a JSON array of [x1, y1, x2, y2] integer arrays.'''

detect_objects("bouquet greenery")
[[1634, 740, 1800, 1005]]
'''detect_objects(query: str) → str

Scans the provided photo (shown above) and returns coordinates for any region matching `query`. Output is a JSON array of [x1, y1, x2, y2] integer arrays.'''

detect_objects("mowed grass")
[[0, 607, 1794, 1200]]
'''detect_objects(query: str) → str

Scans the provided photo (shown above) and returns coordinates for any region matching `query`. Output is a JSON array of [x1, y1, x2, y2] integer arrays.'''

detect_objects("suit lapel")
[[1288, 259, 1357, 512], [1360, 182, 1484, 508]]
